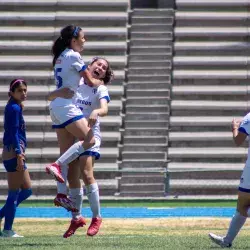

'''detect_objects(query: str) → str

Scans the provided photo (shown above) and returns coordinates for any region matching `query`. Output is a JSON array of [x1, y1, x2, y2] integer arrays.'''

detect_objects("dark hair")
[[8, 79, 27, 107], [89, 57, 114, 85], [52, 25, 82, 66]]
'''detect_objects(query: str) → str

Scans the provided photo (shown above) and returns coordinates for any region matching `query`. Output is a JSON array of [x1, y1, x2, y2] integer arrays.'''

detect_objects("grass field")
[[1, 218, 250, 250]]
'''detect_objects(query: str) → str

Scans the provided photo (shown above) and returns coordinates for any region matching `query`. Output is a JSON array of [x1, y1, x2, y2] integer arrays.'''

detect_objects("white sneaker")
[[209, 233, 232, 248], [1, 230, 24, 238]]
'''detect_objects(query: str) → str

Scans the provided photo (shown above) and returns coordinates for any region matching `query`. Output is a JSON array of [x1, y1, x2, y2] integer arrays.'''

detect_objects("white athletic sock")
[[69, 188, 83, 220], [57, 163, 68, 195], [85, 183, 101, 218], [224, 211, 246, 244], [55, 141, 84, 166]]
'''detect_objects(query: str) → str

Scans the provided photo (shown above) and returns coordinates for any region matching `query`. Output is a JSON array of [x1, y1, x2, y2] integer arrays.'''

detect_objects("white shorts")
[[49, 104, 84, 129], [79, 137, 101, 160], [238, 164, 250, 192]]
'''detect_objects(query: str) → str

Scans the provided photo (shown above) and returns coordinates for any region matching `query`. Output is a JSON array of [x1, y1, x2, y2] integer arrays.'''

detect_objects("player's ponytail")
[[52, 25, 82, 67]]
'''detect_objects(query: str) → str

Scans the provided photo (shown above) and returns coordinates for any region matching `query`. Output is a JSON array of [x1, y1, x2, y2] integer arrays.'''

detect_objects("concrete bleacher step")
[[121, 159, 168, 169], [128, 74, 171, 82], [0, 70, 124, 86], [0, 131, 120, 148], [0, 179, 118, 196], [124, 136, 167, 144], [133, 9, 174, 17], [0, 11, 127, 27], [129, 54, 172, 61], [120, 183, 165, 192], [171, 100, 249, 116], [120, 173, 165, 184], [0, 0, 129, 12], [132, 16, 174, 25], [129, 60, 171, 68], [128, 67, 171, 75], [175, 27, 249, 41], [125, 112, 169, 120], [123, 144, 167, 152], [0, 85, 123, 99], [122, 151, 167, 160], [0, 147, 118, 164], [130, 39, 172, 47], [119, 190, 165, 197], [130, 46, 172, 54], [124, 127, 168, 136], [0, 115, 121, 132], [170, 116, 240, 132], [131, 31, 173, 40], [174, 41, 250, 56], [172, 85, 249, 101], [126, 81, 171, 90], [169, 131, 246, 147], [131, 24, 173, 32], [125, 120, 168, 129], [126, 89, 170, 97], [126, 105, 169, 113], [169, 179, 239, 195], [175, 11, 249, 26], [173, 56, 249, 69], [168, 147, 247, 162], [0, 26, 127, 41]]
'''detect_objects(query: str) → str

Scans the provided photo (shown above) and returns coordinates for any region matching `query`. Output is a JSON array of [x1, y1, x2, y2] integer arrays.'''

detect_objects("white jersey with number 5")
[[51, 48, 87, 108]]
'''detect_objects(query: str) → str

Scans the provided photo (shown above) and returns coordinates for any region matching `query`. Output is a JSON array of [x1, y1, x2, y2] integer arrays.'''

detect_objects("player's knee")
[[82, 172, 94, 185], [237, 207, 248, 217], [83, 138, 95, 150]]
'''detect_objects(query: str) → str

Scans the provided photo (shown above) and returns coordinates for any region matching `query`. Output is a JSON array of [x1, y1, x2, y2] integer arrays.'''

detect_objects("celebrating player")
[[48, 57, 113, 237]]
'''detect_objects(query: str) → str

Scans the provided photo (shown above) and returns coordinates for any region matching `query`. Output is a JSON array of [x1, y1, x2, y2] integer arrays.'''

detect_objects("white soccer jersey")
[[239, 112, 250, 163], [73, 81, 110, 139], [51, 48, 87, 108]]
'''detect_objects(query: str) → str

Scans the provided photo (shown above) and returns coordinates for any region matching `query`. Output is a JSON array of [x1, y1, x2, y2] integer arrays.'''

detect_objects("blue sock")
[[3, 190, 19, 230], [0, 189, 32, 219]]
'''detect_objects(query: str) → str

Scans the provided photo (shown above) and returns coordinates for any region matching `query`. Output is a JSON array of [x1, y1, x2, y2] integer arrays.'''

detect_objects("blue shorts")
[[3, 158, 27, 172]]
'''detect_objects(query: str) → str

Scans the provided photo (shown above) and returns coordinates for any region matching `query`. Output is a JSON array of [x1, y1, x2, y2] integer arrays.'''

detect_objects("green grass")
[[0, 200, 237, 208], [1, 218, 249, 250]]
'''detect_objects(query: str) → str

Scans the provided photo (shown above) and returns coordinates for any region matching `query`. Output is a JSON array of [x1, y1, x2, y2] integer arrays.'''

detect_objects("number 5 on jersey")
[[55, 68, 63, 88]]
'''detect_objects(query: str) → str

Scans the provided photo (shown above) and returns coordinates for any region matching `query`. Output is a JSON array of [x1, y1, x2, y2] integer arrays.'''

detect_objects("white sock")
[[224, 211, 246, 244], [85, 183, 101, 218], [55, 141, 84, 166], [57, 163, 68, 195], [69, 188, 83, 220]]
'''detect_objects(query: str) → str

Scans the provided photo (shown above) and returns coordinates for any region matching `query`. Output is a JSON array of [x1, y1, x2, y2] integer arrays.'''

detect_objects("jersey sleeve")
[[98, 86, 110, 103], [7, 104, 22, 154], [239, 115, 250, 135], [71, 52, 87, 72]]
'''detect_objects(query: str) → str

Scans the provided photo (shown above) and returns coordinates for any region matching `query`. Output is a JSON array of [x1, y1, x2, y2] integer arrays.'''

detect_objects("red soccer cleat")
[[87, 217, 102, 236], [63, 217, 87, 238], [54, 193, 78, 212], [46, 163, 65, 183]]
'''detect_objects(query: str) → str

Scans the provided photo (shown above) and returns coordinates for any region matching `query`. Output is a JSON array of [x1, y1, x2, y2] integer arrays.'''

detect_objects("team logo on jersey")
[[241, 120, 249, 125], [93, 89, 97, 94], [240, 177, 244, 183]]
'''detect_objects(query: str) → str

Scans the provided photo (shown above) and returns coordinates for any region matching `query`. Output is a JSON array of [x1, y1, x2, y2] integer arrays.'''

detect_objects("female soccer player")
[[0, 79, 32, 237], [46, 25, 104, 183], [209, 116, 250, 247], [48, 57, 113, 238]]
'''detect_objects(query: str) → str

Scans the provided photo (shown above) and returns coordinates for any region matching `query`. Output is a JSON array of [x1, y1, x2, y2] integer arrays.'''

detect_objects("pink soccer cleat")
[[87, 217, 102, 236], [54, 193, 78, 212], [63, 217, 87, 238], [46, 163, 65, 183]]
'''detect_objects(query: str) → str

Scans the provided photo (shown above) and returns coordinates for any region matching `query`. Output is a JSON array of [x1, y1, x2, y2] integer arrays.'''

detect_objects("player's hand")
[[231, 118, 241, 131], [88, 110, 99, 128], [60, 88, 74, 99], [16, 154, 25, 172]]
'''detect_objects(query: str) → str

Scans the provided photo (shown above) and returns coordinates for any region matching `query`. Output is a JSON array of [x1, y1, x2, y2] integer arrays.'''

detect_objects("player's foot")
[[1, 230, 24, 237], [54, 193, 78, 212], [87, 217, 102, 236], [46, 163, 65, 183], [209, 233, 232, 248], [63, 217, 86, 238]]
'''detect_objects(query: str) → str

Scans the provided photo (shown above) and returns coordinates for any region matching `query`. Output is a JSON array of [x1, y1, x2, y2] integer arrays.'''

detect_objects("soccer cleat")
[[63, 217, 86, 238], [1, 230, 24, 238], [209, 233, 232, 248], [87, 217, 102, 236], [54, 194, 78, 212], [45, 163, 65, 183]]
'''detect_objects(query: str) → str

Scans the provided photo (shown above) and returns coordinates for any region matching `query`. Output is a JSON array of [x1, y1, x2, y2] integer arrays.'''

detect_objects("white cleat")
[[1, 230, 24, 238], [209, 233, 232, 248]]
